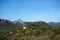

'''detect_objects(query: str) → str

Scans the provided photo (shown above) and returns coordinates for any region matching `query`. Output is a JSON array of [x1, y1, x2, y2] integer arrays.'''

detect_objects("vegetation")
[[0, 19, 60, 40]]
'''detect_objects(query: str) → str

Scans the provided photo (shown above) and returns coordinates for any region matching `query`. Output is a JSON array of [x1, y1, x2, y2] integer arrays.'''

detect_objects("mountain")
[[14, 19, 25, 24], [0, 19, 28, 30], [0, 19, 60, 40], [0, 19, 18, 30], [0, 21, 55, 40], [48, 22, 60, 27], [1, 18, 60, 31], [0, 19, 13, 24], [13, 19, 26, 27]]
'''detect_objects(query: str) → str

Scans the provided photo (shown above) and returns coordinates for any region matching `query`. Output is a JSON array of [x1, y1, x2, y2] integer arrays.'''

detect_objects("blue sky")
[[0, 0, 60, 22]]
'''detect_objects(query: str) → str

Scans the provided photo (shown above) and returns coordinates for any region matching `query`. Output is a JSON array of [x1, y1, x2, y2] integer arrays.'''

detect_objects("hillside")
[[0, 19, 60, 40], [0, 19, 21, 31]]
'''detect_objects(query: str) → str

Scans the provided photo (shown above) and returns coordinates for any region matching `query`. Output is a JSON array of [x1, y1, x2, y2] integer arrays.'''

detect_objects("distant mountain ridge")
[[0, 19, 18, 30], [14, 19, 25, 24], [0, 19, 60, 30], [0, 19, 13, 24], [48, 22, 60, 27]]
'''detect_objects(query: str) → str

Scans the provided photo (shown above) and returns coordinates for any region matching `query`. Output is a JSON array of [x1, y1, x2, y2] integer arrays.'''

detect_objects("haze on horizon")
[[0, 0, 60, 22]]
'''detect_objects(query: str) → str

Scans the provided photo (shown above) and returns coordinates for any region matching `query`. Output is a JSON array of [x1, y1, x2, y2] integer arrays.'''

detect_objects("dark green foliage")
[[53, 27, 60, 35]]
